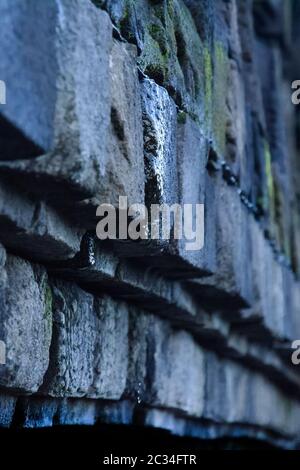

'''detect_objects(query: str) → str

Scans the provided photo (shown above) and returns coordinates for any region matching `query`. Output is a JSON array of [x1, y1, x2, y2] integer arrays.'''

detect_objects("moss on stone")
[[174, 0, 202, 97], [135, 0, 203, 114], [177, 110, 187, 124], [211, 42, 228, 155], [264, 140, 275, 223], [119, 0, 136, 41], [138, 29, 168, 83], [203, 45, 213, 126]]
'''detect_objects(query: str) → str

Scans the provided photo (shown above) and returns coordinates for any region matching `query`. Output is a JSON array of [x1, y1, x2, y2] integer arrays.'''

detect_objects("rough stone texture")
[[0, 0, 300, 450], [43, 282, 128, 400], [105, 40, 145, 207], [141, 78, 178, 208], [128, 311, 206, 417], [0, 394, 16, 427], [0, 250, 52, 392], [0, 179, 82, 262], [0, 0, 112, 200], [0, 0, 144, 213], [175, 116, 216, 275], [0, 0, 57, 155]]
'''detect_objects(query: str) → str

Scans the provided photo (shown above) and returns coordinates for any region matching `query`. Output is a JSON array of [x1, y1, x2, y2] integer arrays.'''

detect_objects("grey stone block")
[[127, 311, 205, 417], [0, 0, 57, 155], [96, 0, 204, 117], [0, 1, 145, 216], [100, 40, 145, 207], [141, 78, 178, 207], [90, 295, 129, 399], [126, 79, 213, 278], [44, 282, 128, 400], [250, 221, 289, 340], [175, 116, 216, 275], [203, 351, 300, 436], [43, 280, 96, 397], [0, 254, 52, 392], [192, 178, 253, 310], [0, 0, 112, 199], [57, 399, 97, 426], [0, 180, 82, 261]]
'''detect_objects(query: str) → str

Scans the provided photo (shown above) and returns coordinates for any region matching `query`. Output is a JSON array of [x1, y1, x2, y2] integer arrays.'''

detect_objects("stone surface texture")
[[0, 0, 300, 449]]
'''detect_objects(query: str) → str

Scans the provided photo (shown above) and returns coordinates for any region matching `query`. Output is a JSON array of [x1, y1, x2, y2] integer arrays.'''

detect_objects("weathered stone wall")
[[0, 0, 300, 448]]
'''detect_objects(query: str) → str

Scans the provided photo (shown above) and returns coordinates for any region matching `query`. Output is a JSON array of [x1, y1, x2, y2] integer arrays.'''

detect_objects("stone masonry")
[[0, 0, 300, 449]]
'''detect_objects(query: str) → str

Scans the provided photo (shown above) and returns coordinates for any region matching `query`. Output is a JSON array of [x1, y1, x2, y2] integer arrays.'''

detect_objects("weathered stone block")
[[0, 0, 144, 216], [193, 178, 253, 310], [0, 253, 52, 392], [250, 221, 290, 340], [44, 282, 128, 400], [203, 351, 300, 436], [0, 0, 112, 201], [96, 0, 204, 116], [0, 180, 82, 261], [141, 78, 178, 207], [95, 39, 145, 207], [90, 296, 129, 399], [0, 0, 57, 155], [127, 311, 205, 417], [43, 280, 96, 397], [175, 116, 216, 275]]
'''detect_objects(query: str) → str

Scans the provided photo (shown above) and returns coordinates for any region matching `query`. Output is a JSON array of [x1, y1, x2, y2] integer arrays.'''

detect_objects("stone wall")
[[0, 0, 300, 449]]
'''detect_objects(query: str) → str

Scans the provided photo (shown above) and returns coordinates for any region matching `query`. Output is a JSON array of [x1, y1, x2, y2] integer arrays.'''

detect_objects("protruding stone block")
[[0, 180, 82, 262], [0, 253, 52, 392], [0, 1, 144, 214], [44, 282, 128, 400]]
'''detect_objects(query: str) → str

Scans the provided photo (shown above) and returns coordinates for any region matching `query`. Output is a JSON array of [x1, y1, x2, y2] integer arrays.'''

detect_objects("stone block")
[[0, 1, 144, 215], [127, 311, 205, 417], [192, 178, 253, 310], [0, 253, 52, 392], [44, 282, 128, 400], [141, 78, 178, 207], [0, 180, 81, 261], [96, 0, 204, 116], [203, 351, 300, 436], [175, 115, 216, 275], [98, 39, 145, 207], [0, 0, 57, 155], [0, 0, 111, 200]]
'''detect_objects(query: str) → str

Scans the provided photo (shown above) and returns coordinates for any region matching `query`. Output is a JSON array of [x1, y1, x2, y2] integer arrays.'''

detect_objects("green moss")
[[119, 0, 136, 41], [138, 29, 169, 83], [264, 140, 275, 222], [203, 45, 213, 125], [264, 142, 273, 201], [174, 0, 202, 99], [212, 42, 228, 154], [273, 177, 284, 248], [116, 0, 205, 119], [177, 110, 187, 124], [167, 0, 175, 20]]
